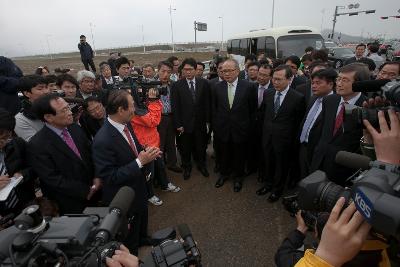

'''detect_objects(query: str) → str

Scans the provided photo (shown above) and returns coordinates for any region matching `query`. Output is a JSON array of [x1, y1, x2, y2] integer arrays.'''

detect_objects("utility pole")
[[271, 0, 275, 28], [45, 34, 53, 60], [89, 22, 96, 56], [169, 5, 176, 53], [142, 24, 145, 53]]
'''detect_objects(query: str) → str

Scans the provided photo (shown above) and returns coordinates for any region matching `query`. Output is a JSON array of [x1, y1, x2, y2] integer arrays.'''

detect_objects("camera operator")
[[142, 63, 156, 80], [79, 96, 106, 140], [376, 61, 400, 81], [130, 87, 181, 206]]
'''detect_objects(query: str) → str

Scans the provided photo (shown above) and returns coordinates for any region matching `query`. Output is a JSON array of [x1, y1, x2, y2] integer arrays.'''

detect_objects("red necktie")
[[123, 126, 138, 156], [333, 103, 346, 136]]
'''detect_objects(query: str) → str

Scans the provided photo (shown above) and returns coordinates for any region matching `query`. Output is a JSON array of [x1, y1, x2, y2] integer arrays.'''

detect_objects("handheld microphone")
[[95, 186, 135, 245], [177, 224, 200, 259]]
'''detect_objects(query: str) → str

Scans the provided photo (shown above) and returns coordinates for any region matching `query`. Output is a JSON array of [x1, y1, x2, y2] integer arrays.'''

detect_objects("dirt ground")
[[12, 52, 216, 75]]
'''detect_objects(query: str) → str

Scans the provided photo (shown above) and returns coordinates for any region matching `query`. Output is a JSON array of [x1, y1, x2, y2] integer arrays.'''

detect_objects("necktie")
[[333, 102, 346, 136], [300, 98, 322, 143], [61, 128, 81, 158], [258, 86, 265, 107], [189, 80, 196, 102], [274, 92, 282, 114], [228, 83, 234, 108], [123, 126, 138, 156]]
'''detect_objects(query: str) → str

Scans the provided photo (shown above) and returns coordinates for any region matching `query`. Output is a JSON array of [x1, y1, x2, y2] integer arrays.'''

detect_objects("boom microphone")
[[177, 224, 200, 258], [352, 79, 391, 92], [335, 151, 371, 170], [95, 186, 135, 245]]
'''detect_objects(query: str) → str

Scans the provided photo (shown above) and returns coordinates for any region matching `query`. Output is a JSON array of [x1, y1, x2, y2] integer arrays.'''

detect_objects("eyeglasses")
[[222, 69, 236, 74], [336, 77, 353, 84], [82, 79, 95, 84], [272, 77, 287, 82], [57, 105, 72, 115], [87, 103, 103, 114]]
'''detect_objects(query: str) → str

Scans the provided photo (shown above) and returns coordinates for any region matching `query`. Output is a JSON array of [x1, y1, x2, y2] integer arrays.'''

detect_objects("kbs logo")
[[354, 190, 372, 220]]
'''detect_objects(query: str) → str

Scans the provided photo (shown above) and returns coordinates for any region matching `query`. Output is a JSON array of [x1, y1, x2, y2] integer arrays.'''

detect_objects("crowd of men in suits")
[[0, 44, 399, 256]]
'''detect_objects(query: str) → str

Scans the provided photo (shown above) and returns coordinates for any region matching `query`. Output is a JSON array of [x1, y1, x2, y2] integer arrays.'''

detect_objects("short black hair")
[[305, 46, 314, 53], [56, 74, 79, 88], [356, 43, 366, 49], [167, 56, 179, 64], [45, 74, 58, 84], [197, 62, 205, 69], [311, 49, 329, 62], [245, 54, 257, 62], [259, 64, 273, 76], [247, 61, 260, 69], [82, 96, 102, 111], [158, 60, 173, 70], [115, 56, 130, 70], [339, 63, 370, 82], [284, 55, 301, 69], [369, 44, 379, 53], [0, 108, 16, 133], [19, 75, 48, 93], [35, 66, 49, 76], [309, 60, 329, 73], [32, 93, 61, 122], [301, 54, 313, 63], [358, 57, 376, 72], [106, 90, 130, 115], [80, 35, 86, 38], [311, 68, 338, 84], [274, 64, 293, 79], [379, 61, 400, 74], [181, 58, 197, 69]]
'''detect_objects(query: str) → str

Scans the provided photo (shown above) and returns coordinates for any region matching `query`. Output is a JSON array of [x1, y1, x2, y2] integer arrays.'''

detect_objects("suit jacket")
[[79, 113, 104, 140], [28, 124, 93, 214], [92, 119, 147, 212], [299, 95, 325, 161], [291, 75, 307, 90], [261, 88, 306, 151], [295, 80, 312, 107], [310, 94, 367, 184], [238, 70, 247, 80], [170, 77, 211, 133], [212, 79, 257, 143]]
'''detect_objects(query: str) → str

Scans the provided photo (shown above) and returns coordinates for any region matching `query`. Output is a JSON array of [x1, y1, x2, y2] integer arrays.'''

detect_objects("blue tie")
[[274, 92, 282, 114], [300, 98, 322, 143]]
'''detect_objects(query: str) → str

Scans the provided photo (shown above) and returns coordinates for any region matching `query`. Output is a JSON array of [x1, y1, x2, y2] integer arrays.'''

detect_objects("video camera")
[[345, 79, 400, 129], [297, 151, 400, 239], [282, 194, 318, 231], [0, 186, 202, 267]]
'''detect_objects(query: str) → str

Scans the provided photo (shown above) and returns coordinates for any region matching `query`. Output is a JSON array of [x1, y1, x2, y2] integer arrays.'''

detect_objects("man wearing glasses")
[[310, 63, 368, 186]]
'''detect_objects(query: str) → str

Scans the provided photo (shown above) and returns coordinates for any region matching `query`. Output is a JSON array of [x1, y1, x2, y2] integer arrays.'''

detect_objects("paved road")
[[140, 148, 296, 267]]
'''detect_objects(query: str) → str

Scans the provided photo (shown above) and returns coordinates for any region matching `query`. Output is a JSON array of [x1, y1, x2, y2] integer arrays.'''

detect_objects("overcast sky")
[[0, 0, 399, 57]]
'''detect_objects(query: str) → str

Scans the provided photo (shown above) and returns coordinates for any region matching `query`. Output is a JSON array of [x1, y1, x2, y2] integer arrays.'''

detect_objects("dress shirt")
[[107, 117, 143, 168], [336, 93, 361, 116], [274, 85, 290, 106]]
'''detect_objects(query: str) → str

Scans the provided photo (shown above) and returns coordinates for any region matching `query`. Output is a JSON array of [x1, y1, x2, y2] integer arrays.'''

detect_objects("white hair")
[[77, 70, 95, 83]]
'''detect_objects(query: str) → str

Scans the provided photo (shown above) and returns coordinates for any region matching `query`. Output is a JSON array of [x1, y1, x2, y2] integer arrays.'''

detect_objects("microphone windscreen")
[[335, 151, 371, 170], [109, 186, 135, 216], [352, 79, 391, 92]]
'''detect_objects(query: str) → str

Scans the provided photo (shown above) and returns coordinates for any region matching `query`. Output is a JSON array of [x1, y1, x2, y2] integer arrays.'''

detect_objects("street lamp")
[[141, 24, 146, 53], [45, 34, 53, 60], [271, 0, 275, 28], [218, 16, 224, 51], [89, 22, 96, 56], [169, 5, 176, 53]]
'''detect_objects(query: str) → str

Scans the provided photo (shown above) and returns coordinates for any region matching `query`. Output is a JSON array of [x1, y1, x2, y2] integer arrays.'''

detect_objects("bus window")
[[256, 37, 266, 53], [250, 38, 257, 54], [265, 37, 275, 58], [232, 39, 240, 54], [239, 38, 249, 56], [227, 40, 232, 54], [277, 34, 324, 58]]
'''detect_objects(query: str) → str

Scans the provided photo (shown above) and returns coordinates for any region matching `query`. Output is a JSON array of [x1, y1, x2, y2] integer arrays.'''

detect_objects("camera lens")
[[319, 182, 351, 212]]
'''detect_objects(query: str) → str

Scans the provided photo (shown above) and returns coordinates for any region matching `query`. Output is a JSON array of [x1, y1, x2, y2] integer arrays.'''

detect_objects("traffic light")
[[365, 10, 376, 14], [395, 16, 400, 18], [349, 12, 359, 16], [381, 16, 389, 19]]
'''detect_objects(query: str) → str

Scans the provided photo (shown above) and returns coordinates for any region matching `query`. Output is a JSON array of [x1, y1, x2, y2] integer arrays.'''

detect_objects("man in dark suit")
[[257, 65, 305, 202], [28, 94, 101, 214], [251, 64, 274, 184], [295, 61, 330, 106], [0, 56, 23, 115], [212, 59, 257, 192], [298, 68, 337, 179], [285, 56, 307, 90], [344, 43, 366, 66], [239, 54, 257, 80], [92, 90, 161, 255], [171, 58, 211, 180], [310, 63, 369, 185]]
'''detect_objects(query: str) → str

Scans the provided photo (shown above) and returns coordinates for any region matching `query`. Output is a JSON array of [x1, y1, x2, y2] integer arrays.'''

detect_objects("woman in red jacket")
[[131, 88, 180, 206]]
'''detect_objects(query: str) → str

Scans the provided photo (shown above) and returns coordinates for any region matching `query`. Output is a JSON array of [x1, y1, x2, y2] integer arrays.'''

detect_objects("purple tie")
[[61, 128, 81, 158]]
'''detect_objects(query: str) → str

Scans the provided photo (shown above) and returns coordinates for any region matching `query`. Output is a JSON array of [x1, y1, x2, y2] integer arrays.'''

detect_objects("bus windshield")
[[277, 34, 324, 58]]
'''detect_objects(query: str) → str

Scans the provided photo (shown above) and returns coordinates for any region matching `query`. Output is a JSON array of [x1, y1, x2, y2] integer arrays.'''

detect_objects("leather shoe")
[[183, 168, 191, 180], [198, 167, 209, 177], [268, 193, 281, 203], [215, 177, 225, 188], [168, 165, 182, 173], [233, 181, 242, 192], [256, 186, 271, 196]]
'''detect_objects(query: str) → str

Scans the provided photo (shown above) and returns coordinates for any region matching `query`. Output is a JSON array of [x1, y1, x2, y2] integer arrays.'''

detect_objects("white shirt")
[[79, 91, 92, 100], [104, 77, 114, 85], [107, 117, 143, 168], [227, 78, 239, 97], [186, 78, 196, 90], [259, 81, 271, 90], [336, 93, 361, 116], [274, 85, 290, 106]]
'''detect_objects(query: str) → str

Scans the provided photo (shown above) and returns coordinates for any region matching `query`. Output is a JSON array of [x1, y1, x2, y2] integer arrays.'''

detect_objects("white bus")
[[227, 26, 325, 65]]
